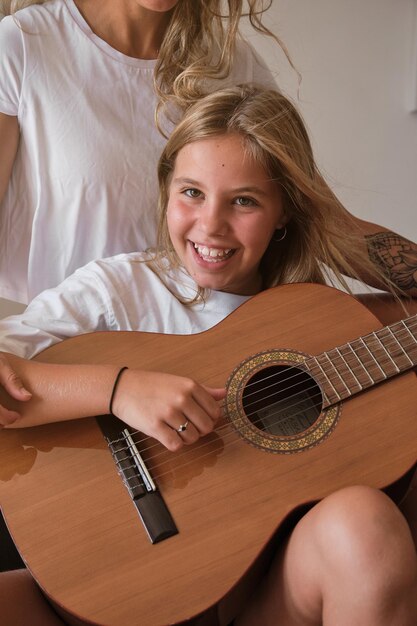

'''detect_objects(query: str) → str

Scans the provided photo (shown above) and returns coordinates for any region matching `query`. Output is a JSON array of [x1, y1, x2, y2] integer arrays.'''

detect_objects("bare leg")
[[399, 468, 417, 546], [235, 486, 417, 626], [0, 569, 65, 626]]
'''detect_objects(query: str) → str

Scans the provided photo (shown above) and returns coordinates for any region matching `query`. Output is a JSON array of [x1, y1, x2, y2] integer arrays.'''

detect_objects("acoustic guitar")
[[0, 283, 416, 626]]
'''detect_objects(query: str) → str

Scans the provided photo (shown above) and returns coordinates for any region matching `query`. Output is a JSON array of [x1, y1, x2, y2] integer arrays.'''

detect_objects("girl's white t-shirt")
[[0, 0, 276, 303], [0, 252, 250, 359]]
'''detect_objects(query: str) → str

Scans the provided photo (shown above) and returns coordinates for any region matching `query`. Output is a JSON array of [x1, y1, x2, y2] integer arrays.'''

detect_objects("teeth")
[[193, 243, 232, 261]]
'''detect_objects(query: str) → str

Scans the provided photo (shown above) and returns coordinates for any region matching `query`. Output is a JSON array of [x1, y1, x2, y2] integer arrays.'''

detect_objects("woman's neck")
[[73, 0, 173, 59]]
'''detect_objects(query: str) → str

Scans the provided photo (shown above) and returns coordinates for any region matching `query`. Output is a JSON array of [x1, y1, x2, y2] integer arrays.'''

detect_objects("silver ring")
[[176, 421, 189, 433]]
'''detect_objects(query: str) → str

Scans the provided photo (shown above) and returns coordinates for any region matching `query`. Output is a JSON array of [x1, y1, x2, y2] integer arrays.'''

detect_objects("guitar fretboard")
[[305, 314, 417, 407]]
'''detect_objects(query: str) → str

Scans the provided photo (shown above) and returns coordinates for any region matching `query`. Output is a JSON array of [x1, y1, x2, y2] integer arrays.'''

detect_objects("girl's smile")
[[167, 133, 286, 296]]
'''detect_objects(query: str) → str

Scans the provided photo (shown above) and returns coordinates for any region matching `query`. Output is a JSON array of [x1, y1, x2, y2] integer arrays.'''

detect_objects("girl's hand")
[[0, 353, 32, 428], [112, 369, 225, 451]]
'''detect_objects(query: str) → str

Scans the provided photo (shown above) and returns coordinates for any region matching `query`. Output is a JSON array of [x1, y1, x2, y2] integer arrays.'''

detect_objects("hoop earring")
[[272, 226, 287, 243]]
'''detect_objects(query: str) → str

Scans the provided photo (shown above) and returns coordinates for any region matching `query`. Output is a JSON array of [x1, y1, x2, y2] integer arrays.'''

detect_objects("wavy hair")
[[154, 0, 294, 110], [156, 84, 397, 301], [1, 1, 293, 110]]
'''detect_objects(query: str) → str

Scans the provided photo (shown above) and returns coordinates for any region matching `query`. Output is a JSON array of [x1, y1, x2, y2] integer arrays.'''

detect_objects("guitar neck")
[[305, 313, 417, 407]]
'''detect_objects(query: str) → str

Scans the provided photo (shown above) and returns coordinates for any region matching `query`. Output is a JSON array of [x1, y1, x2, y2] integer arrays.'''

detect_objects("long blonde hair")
[[156, 84, 396, 300], [1, 1, 293, 110], [154, 1, 294, 110]]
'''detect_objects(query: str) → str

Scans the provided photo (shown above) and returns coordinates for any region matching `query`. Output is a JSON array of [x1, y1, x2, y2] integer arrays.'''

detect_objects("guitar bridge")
[[108, 427, 156, 499], [98, 415, 178, 544]]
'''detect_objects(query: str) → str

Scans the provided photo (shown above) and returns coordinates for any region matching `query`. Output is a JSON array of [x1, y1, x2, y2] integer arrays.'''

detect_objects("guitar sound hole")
[[241, 365, 322, 436]]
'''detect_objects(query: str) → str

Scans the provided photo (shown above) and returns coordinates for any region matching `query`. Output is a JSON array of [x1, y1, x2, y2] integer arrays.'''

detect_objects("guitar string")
[[124, 422, 255, 485], [108, 327, 417, 474], [108, 324, 417, 462], [122, 333, 416, 485], [138, 317, 417, 432], [117, 323, 417, 459], [113, 354, 416, 482], [112, 381, 325, 478], [114, 374, 361, 484], [111, 334, 416, 485], [105, 319, 417, 487], [110, 342, 417, 478]]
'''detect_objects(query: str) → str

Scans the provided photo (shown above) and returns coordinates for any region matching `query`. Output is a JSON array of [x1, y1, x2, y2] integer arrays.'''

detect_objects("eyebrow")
[[171, 177, 271, 196], [172, 177, 202, 187]]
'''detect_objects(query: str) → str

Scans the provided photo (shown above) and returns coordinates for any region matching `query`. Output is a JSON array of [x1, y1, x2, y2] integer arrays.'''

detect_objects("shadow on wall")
[[0, 299, 26, 319]]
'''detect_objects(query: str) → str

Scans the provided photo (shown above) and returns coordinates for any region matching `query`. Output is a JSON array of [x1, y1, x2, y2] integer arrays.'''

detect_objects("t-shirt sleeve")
[[0, 264, 113, 359], [0, 15, 25, 115], [235, 38, 278, 89]]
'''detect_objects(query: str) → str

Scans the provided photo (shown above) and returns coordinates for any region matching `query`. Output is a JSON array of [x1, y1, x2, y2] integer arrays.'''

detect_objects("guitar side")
[[0, 283, 416, 626]]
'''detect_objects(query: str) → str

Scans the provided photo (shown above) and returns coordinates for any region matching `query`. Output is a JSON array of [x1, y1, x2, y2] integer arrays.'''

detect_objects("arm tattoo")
[[365, 231, 417, 292]]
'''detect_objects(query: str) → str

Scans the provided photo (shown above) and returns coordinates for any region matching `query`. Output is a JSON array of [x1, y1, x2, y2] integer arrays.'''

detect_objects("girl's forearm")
[[0, 353, 119, 428]]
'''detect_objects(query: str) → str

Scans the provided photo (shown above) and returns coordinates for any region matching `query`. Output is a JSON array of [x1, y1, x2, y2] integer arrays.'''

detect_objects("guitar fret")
[[375, 326, 412, 371], [388, 319, 417, 368], [306, 357, 337, 406], [323, 347, 364, 396], [402, 317, 417, 340], [338, 343, 372, 389], [322, 351, 351, 398], [304, 315, 417, 410], [333, 347, 363, 393], [314, 354, 343, 401], [368, 329, 403, 378], [308, 351, 358, 404], [401, 320, 417, 365], [349, 338, 386, 386], [362, 333, 398, 381]]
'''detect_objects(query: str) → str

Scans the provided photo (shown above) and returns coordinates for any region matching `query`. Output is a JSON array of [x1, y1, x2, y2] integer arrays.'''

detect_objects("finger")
[[0, 365, 32, 402], [192, 385, 225, 424], [0, 405, 21, 428], [155, 422, 186, 452], [176, 400, 215, 436], [205, 386, 227, 402], [172, 419, 200, 444]]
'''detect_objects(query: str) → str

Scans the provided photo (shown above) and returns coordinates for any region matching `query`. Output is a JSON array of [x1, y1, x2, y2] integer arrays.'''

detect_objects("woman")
[[0, 84, 416, 625], [0, 0, 285, 423], [0, 0, 282, 303]]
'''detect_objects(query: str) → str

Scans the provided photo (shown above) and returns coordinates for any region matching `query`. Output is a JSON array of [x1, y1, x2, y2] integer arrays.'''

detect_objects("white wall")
[[243, 0, 417, 233], [1, 0, 416, 317]]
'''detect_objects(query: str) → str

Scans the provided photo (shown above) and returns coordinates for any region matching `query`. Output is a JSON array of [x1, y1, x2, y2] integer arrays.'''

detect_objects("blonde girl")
[[0, 84, 416, 625], [155, 85, 410, 299]]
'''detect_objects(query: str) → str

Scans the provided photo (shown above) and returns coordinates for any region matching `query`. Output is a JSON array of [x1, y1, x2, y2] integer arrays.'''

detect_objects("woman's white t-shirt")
[[0, 0, 276, 303]]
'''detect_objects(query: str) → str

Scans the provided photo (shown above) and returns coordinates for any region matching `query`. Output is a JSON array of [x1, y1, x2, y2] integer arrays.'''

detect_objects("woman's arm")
[[346, 214, 417, 323], [356, 293, 417, 325], [0, 113, 24, 418], [346, 214, 417, 297], [0, 112, 19, 206], [0, 354, 224, 451]]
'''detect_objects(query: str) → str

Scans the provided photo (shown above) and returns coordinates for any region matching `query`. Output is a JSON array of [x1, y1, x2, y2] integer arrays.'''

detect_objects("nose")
[[199, 198, 228, 236]]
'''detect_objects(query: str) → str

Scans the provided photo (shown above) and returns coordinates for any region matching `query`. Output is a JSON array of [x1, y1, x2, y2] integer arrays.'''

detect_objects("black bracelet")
[[109, 366, 128, 416]]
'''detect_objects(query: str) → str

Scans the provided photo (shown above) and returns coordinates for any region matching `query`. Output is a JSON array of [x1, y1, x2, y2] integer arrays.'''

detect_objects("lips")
[[192, 242, 235, 263]]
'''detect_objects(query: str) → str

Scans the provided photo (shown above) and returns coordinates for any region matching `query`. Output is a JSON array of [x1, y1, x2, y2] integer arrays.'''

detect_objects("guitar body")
[[0, 283, 416, 626]]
